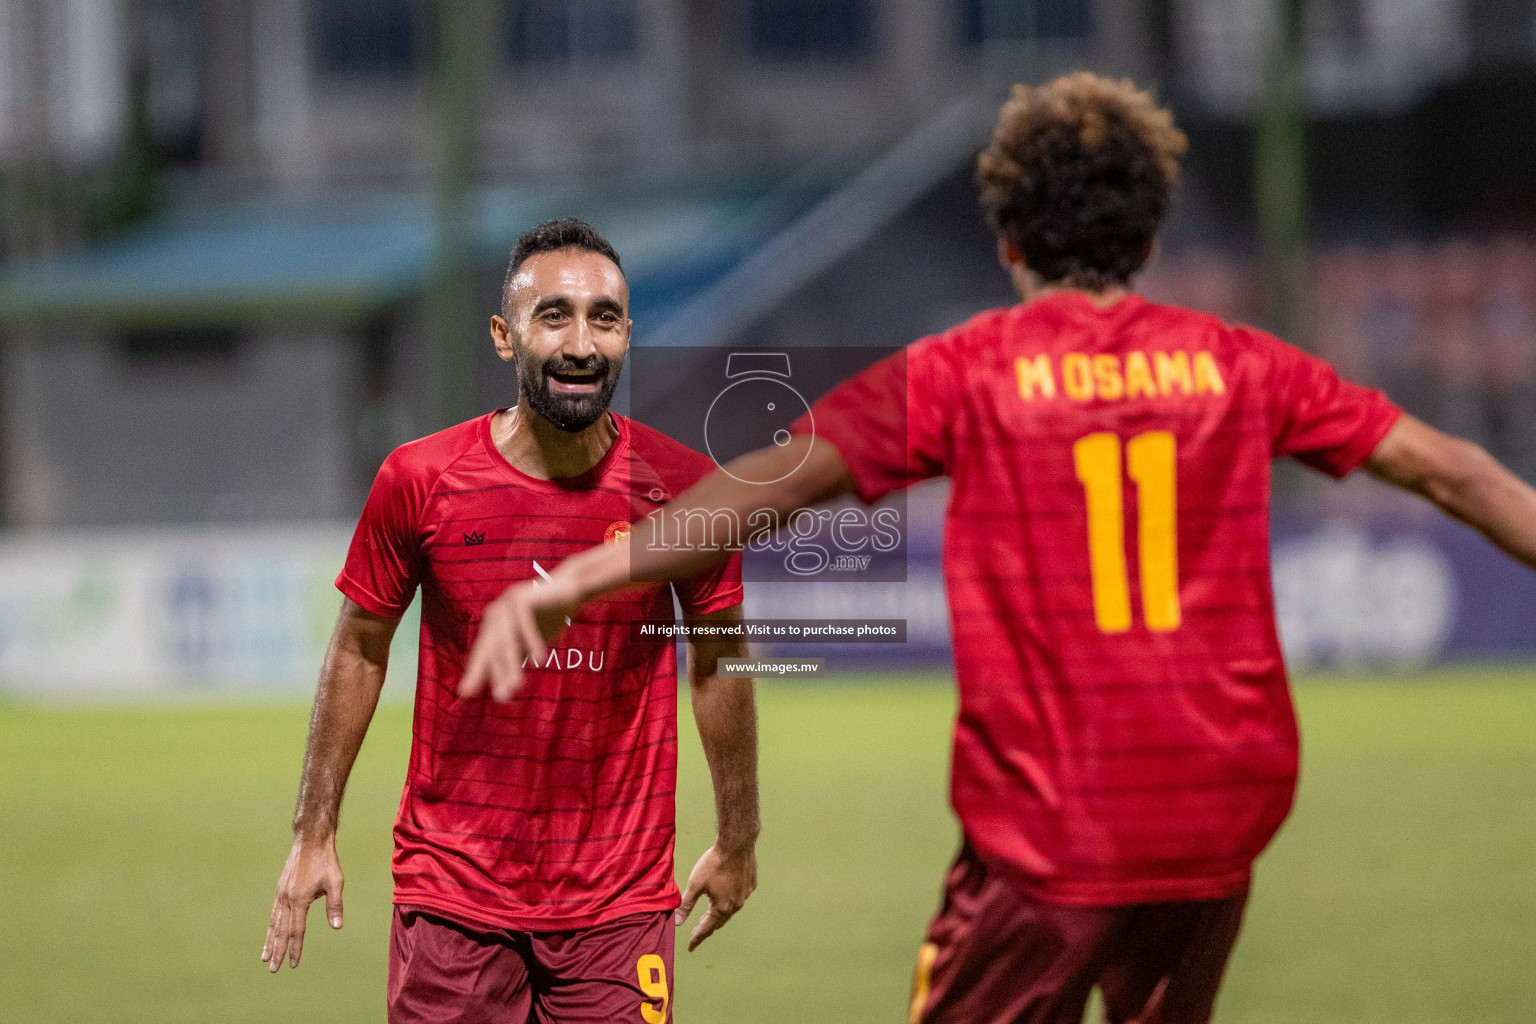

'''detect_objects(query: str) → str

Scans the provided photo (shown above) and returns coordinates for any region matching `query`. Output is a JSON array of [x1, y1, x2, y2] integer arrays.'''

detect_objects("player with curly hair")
[[459, 77, 1536, 1023]]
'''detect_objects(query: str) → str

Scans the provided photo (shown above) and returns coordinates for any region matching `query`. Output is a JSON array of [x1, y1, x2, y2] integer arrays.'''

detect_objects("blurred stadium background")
[[0, 1, 1533, 1021]]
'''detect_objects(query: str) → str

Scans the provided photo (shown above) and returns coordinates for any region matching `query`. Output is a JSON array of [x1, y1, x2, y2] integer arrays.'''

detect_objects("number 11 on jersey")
[[1072, 430, 1182, 634]]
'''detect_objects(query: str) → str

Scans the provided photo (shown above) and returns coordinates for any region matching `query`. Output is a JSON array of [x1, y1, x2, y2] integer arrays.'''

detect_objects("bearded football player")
[[460, 79, 1536, 1024], [261, 218, 758, 1024]]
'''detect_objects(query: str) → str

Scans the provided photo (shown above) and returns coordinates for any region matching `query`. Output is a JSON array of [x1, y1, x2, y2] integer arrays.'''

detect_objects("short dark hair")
[[976, 73, 1187, 290], [502, 218, 623, 313]]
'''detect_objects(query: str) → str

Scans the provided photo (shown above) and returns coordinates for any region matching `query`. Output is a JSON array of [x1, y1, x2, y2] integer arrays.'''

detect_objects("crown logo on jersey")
[[463, 530, 485, 546]]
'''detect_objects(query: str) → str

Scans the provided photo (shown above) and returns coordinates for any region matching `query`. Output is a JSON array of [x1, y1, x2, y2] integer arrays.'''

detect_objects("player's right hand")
[[459, 577, 576, 701], [261, 836, 344, 973]]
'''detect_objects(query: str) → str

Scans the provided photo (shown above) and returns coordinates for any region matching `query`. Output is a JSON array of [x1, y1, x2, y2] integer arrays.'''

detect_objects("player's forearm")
[[1426, 452, 1536, 568], [554, 435, 854, 602], [291, 608, 394, 841], [688, 639, 760, 855], [1366, 416, 1536, 570]]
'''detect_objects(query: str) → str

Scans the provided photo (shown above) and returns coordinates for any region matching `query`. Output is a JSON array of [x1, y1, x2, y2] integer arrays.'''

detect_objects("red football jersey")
[[337, 412, 742, 930], [799, 293, 1401, 905]]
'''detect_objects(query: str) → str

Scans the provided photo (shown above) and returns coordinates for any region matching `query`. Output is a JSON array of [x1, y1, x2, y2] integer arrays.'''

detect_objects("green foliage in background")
[[1, 671, 1533, 1023]]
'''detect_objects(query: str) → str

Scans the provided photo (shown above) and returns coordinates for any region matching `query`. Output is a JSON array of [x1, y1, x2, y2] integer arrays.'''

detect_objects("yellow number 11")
[[1072, 431, 1182, 634]]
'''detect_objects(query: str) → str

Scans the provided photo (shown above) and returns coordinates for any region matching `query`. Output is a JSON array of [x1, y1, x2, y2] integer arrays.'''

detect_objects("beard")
[[513, 344, 624, 433]]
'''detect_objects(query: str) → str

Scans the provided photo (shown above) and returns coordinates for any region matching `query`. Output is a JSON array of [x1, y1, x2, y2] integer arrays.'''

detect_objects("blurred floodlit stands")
[[1142, 239, 1536, 486], [4, 1, 1536, 688]]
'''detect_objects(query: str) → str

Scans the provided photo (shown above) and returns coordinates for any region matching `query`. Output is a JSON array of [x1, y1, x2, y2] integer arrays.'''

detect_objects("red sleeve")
[[1253, 327, 1403, 478], [673, 550, 744, 618], [335, 448, 424, 618], [790, 335, 959, 505]]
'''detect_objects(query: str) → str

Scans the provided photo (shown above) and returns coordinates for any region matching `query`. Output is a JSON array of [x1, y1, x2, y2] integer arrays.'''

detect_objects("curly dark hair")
[[976, 74, 1187, 290], [502, 218, 623, 314]]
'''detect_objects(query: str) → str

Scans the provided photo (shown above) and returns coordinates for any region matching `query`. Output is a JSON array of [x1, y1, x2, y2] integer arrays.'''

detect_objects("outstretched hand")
[[262, 837, 344, 973], [458, 577, 578, 701], [674, 843, 757, 952]]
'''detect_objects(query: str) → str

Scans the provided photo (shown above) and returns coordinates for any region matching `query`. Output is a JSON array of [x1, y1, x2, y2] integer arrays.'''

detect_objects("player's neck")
[[1011, 265, 1130, 309], [491, 405, 619, 480]]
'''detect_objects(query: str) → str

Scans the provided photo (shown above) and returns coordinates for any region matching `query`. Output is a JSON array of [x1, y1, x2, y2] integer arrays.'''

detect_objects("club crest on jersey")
[[604, 521, 632, 545], [463, 530, 485, 546]]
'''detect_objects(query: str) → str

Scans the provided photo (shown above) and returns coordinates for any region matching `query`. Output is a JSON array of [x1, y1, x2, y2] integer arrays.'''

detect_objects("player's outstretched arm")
[[460, 435, 855, 700], [262, 599, 399, 973], [1365, 414, 1536, 570], [675, 605, 760, 951]]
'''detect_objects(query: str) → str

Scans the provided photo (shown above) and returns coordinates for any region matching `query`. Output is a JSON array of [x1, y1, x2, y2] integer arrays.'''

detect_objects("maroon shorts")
[[388, 905, 674, 1024], [909, 843, 1248, 1024]]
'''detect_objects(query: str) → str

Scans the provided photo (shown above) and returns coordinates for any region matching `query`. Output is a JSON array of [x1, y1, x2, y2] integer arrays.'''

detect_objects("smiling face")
[[491, 247, 630, 433]]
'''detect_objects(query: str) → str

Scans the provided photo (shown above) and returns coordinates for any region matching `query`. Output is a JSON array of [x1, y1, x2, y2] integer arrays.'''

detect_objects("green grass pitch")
[[2, 670, 1534, 1022]]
